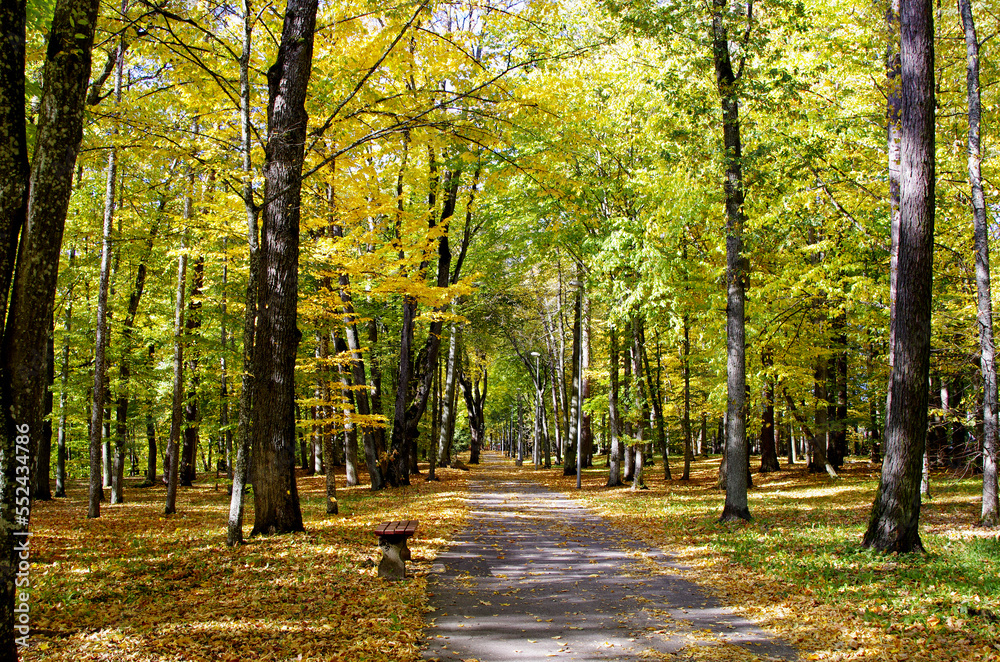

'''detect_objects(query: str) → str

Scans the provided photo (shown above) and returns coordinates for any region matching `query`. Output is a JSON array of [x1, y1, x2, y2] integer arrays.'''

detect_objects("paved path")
[[422, 458, 798, 661]]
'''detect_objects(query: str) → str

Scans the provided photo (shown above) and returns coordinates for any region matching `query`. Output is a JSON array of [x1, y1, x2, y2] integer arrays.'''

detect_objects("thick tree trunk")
[[713, 0, 751, 522], [863, 0, 934, 552], [959, 0, 999, 527], [249, 0, 318, 536], [0, 0, 100, 652], [0, 0, 27, 333], [607, 327, 623, 486]]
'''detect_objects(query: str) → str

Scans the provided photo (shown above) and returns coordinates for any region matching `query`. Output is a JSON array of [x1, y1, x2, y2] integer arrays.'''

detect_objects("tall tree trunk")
[[812, 345, 831, 474], [337, 279, 384, 489], [607, 324, 623, 486], [630, 318, 646, 490], [34, 320, 55, 500], [220, 241, 232, 478], [1, 0, 101, 653], [863, 0, 934, 552], [88, 99, 120, 515], [581, 294, 594, 469], [164, 223, 188, 515], [249, 0, 318, 536], [112, 220, 157, 503], [713, 0, 751, 521], [145, 399, 156, 485], [516, 394, 525, 466], [180, 256, 203, 486], [759, 348, 780, 472], [460, 365, 487, 465], [828, 312, 849, 468], [959, 0, 999, 527], [55, 252, 74, 498], [439, 325, 460, 467], [227, 0, 260, 546], [564, 272, 584, 476], [682, 316, 694, 480], [0, 0, 26, 335], [640, 323, 670, 480]]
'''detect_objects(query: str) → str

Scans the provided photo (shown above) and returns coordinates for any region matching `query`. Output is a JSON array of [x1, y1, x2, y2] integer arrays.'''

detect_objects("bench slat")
[[374, 519, 419, 536]]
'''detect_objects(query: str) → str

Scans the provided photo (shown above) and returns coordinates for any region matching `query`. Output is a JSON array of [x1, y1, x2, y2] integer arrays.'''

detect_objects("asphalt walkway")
[[422, 457, 798, 661]]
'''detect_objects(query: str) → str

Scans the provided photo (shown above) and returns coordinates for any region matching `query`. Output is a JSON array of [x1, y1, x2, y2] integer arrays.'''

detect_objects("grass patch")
[[530, 454, 1000, 661]]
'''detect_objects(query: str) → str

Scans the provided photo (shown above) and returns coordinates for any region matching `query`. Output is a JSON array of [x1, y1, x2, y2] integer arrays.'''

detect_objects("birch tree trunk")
[[88, 91, 120, 516], [227, 0, 260, 546], [958, 0, 999, 526], [607, 325, 623, 487], [55, 251, 73, 498], [683, 318, 695, 479], [164, 223, 188, 515], [439, 325, 460, 467]]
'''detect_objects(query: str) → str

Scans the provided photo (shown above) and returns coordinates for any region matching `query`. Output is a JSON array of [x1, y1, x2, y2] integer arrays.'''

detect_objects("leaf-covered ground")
[[23, 455, 1000, 661], [23, 465, 470, 662], [536, 456, 1000, 661]]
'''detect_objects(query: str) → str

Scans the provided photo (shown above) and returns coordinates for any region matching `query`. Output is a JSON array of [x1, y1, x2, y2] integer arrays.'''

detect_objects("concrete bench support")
[[374, 520, 418, 581]]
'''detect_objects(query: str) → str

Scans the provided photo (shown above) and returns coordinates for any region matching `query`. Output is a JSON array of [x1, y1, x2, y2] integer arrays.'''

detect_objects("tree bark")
[[55, 252, 74, 498], [227, 0, 260, 546], [88, 106, 119, 516], [249, 0, 318, 536], [112, 217, 157, 503], [607, 328, 623, 486], [681, 317, 694, 479], [759, 348, 780, 472], [863, 0, 934, 552], [0, 0, 100, 652], [958, 0, 999, 527], [439, 324, 460, 467], [0, 0, 27, 335], [641, 323, 670, 480], [180, 256, 203, 486], [164, 221, 188, 515], [34, 320, 55, 501], [564, 273, 584, 476], [713, 0, 751, 522], [460, 365, 487, 464]]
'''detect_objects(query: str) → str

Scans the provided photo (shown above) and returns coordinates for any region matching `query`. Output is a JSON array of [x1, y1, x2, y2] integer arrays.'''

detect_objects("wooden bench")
[[374, 520, 418, 580]]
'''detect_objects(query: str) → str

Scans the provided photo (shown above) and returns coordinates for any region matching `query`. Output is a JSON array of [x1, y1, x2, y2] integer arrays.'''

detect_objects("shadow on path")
[[422, 457, 799, 661]]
